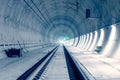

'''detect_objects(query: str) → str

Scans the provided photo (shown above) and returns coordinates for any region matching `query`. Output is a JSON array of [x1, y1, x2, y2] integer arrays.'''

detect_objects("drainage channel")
[[63, 46, 89, 80], [17, 46, 59, 80]]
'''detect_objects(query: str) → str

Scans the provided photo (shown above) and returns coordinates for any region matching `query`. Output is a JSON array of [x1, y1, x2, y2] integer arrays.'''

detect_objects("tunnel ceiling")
[[0, 0, 120, 42]]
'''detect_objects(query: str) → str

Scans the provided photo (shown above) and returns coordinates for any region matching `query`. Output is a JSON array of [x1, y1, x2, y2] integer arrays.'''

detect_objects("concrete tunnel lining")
[[0, 0, 120, 80]]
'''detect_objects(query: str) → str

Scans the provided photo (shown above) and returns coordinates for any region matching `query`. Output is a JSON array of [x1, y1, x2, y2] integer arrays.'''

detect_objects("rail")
[[17, 46, 59, 80]]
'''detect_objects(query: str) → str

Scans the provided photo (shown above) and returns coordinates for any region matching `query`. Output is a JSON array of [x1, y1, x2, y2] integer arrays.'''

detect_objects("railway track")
[[17, 45, 93, 80], [63, 46, 94, 80], [17, 46, 59, 80]]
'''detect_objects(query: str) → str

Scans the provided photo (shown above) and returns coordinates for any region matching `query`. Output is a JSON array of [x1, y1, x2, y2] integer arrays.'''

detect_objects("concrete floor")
[[67, 46, 120, 80], [45, 46, 69, 80], [0, 46, 120, 80], [0, 46, 55, 80]]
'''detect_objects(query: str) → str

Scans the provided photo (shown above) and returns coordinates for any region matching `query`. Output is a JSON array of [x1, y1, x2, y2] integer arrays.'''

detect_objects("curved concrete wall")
[[1, 0, 120, 60], [66, 23, 120, 60]]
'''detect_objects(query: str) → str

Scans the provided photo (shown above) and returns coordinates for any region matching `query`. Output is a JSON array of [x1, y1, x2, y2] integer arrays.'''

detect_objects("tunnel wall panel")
[[102, 24, 120, 59], [0, 19, 42, 59], [76, 23, 120, 60], [82, 34, 88, 49]]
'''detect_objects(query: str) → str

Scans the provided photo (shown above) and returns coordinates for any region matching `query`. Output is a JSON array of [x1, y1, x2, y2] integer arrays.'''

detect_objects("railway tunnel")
[[0, 0, 120, 80]]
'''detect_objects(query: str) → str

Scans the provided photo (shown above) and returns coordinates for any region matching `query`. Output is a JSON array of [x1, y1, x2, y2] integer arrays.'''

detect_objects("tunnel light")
[[79, 36, 82, 47], [78, 36, 83, 48], [63, 38, 74, 46], [97, 29, 105, 46], [82, 34, 89, 49], [110, 25, 116, 40], [89, 31, 98, 51], [77, 36, 81, 47], [79, 36, 83, 48], [58, 36, 70, 44], [86, 32, 93, 50], [63, 37, 70, 41], [81, 35, 86, 48], [72, 37, 78, 46], [59, 40, 65, 44], [102, 25, 117, 56]]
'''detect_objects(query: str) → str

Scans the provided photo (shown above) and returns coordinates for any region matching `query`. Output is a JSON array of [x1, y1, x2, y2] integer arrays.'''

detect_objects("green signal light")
[[64, 37, 70, 40]]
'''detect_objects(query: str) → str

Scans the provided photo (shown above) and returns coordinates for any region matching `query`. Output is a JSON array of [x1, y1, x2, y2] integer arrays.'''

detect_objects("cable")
[[23, 0, 48, 27], [31, 0, 55, 28]]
